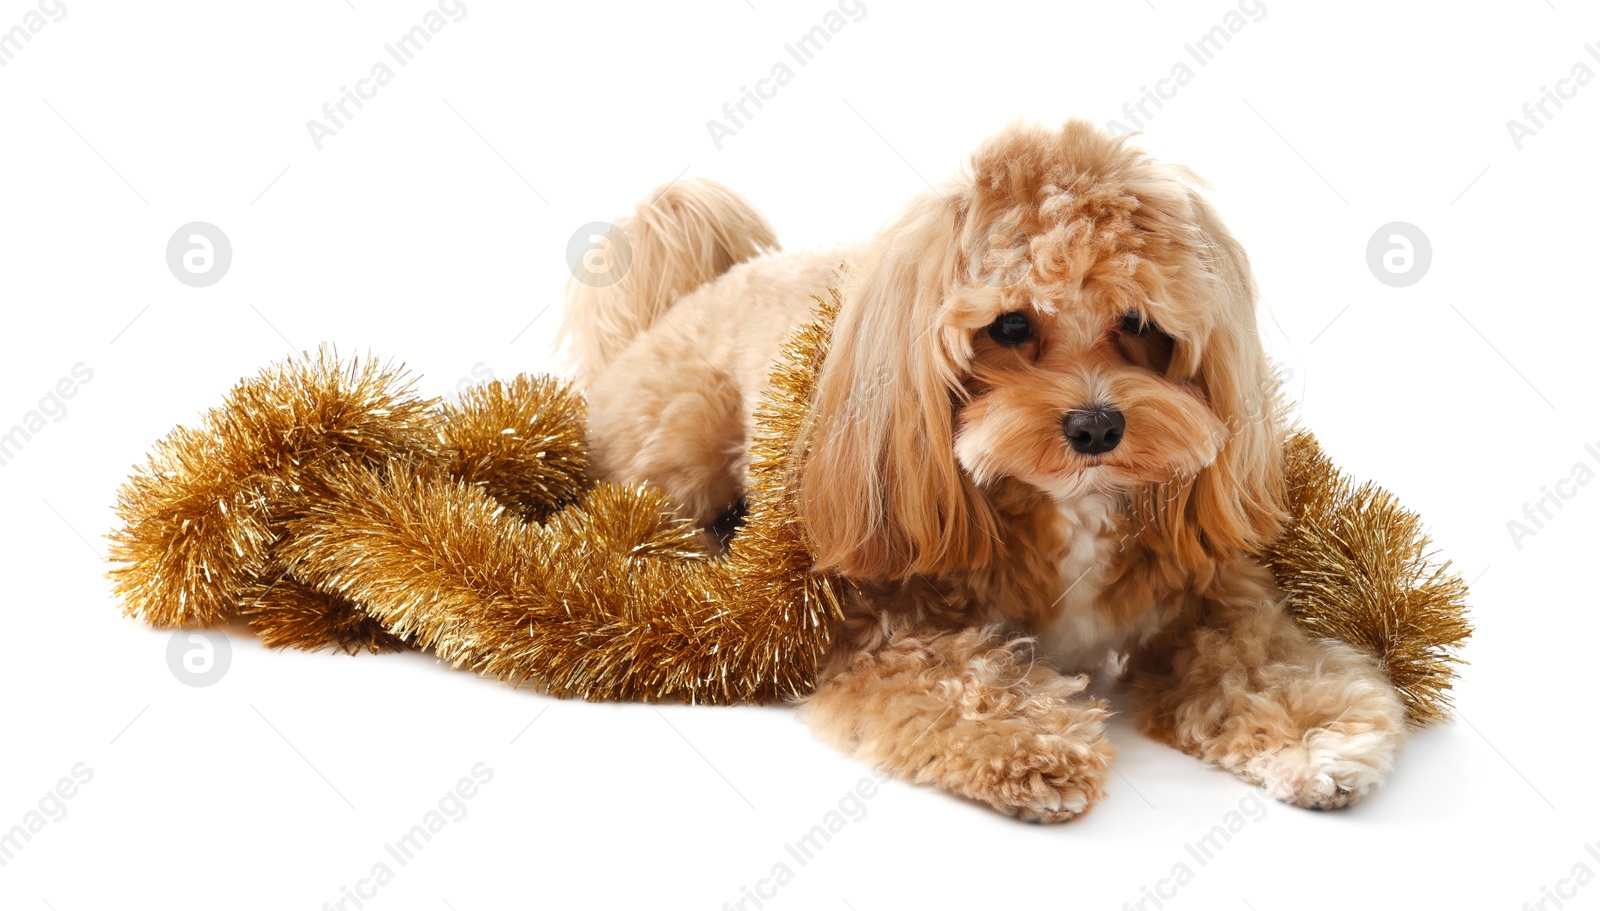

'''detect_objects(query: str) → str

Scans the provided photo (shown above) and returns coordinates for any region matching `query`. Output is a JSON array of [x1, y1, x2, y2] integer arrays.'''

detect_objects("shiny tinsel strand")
[[438, 374, 589, 522], [106, 348, 440, 629], [1265, 431, 1472, 726], [240, 578, 408, 654]]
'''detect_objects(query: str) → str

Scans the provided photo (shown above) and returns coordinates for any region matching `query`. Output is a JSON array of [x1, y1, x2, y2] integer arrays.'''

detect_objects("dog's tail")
[[560, 178, 779, 386]]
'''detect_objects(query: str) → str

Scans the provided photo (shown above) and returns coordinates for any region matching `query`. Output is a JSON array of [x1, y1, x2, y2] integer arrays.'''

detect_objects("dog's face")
[[798, 120, 1285, 580], [949, 241, 1227, 504]]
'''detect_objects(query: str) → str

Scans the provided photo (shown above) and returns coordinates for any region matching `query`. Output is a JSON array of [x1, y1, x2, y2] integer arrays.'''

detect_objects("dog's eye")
[[1122, 312, 1153, 336], [988, 312, 1033, 346]]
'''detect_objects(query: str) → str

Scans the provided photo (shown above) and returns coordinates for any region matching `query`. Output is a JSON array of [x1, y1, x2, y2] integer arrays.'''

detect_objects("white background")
[[1, 1, 1596, 909]]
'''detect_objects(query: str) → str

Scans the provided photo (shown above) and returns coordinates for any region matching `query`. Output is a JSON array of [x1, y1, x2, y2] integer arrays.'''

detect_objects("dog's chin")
[[1028, 460, 1195, 505], [1033, 464, 1124, 502], [957, 443, 1219, 509]]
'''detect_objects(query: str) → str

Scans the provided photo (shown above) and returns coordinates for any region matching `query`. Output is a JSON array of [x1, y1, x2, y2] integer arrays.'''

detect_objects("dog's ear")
[[1142, 189, 1287, 568], [795, 190, 1000, 580]]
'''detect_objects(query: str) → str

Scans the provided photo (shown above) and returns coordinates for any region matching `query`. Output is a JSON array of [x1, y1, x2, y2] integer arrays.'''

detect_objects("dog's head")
[[797, 120, 1285, 580]]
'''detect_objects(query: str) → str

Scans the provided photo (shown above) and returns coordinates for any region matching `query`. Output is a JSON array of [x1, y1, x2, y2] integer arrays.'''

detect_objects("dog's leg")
[[584, 350, 746, 528], [804, 625, 1113, 823], [1127, 562, 1406, 809]]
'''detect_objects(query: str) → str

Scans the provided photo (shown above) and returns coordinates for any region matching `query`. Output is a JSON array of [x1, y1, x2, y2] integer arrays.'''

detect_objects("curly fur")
[[565, 120, 1406, 822]]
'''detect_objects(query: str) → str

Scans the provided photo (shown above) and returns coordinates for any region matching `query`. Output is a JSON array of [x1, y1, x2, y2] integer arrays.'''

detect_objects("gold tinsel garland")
[[107, 299, 1468, 722], [109, 305, 842, 704], [1265, 432, 1472, 725]]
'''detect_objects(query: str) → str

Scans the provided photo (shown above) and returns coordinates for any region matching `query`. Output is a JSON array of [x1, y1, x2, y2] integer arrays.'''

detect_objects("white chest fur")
[[1034, 493, 1147, 672]]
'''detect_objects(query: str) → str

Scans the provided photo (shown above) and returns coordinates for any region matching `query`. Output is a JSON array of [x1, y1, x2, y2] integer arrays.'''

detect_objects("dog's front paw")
[[963, 732, 1113, 823], [1243, 726, 1399, 809]]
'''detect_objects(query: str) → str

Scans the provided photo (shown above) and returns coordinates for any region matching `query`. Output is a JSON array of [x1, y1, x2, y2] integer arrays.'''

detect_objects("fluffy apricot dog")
[[563, 120, 1405, 822]]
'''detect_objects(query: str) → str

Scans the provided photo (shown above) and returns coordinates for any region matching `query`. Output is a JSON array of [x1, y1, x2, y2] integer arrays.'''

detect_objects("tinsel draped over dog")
[[106, 297, 1471, 724]]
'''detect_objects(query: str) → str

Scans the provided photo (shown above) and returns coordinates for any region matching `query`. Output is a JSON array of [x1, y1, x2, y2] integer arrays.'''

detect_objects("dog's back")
[[563, 177, 850, 528]]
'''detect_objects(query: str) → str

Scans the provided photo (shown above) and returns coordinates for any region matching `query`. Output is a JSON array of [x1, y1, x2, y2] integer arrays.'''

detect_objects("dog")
[[562, 120, 1406, 822]]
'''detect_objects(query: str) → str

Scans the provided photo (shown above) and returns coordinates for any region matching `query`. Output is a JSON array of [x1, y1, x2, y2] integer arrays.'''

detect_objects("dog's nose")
[[1063, 407, 1125, 455]]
